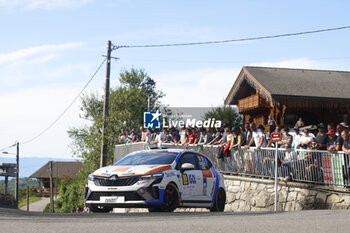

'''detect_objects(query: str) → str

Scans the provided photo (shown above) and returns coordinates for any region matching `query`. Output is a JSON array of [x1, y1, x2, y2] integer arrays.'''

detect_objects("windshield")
[[115, 152, 177, 166]]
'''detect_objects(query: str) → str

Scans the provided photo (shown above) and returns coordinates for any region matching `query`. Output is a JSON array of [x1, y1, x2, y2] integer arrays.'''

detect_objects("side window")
[[196, 154, 212, 170], [176, 153, 198, 170]]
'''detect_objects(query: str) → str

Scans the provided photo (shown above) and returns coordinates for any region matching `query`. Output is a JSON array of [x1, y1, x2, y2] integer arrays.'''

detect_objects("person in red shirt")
[[183, 129, 196, 145]]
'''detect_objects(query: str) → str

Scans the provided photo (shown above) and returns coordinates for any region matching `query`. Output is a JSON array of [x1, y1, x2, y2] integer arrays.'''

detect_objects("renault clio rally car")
[[84, 149, 226, 212]]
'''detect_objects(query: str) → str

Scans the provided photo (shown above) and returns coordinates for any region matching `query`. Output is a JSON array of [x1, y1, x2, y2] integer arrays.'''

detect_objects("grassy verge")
[[18, 196, 42, 208]]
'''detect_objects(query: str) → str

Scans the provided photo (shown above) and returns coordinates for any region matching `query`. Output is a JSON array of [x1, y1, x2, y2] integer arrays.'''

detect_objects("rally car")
[[84, 149, 226, 212]]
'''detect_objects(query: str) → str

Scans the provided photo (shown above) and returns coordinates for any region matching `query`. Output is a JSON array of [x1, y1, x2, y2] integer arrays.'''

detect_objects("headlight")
[[88, 174, 95, 181], [140, 173, 164, 180]]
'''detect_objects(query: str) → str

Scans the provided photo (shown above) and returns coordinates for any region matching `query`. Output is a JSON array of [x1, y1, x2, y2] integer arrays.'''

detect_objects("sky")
[[1, 0, 350, 166]]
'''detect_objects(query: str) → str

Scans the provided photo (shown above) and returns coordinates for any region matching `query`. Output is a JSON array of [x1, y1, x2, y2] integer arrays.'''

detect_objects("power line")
[[114, 25, 350, 49], [20, 58, 107, 145], [0, 143, 16, 153], [122, 55, 350, 64]]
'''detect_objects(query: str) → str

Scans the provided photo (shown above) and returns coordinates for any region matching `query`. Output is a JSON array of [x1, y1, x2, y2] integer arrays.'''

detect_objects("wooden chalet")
[[225, 66, 350, 131], [29, 161, 82, 196]]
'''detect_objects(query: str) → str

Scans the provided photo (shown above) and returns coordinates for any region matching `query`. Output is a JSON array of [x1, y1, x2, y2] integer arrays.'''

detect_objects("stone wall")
[[116, 175, 350, 213], [224, 175, 350, 211]]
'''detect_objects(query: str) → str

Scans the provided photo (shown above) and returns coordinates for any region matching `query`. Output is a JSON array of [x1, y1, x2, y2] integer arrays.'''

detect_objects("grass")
[[18, 196, 42, 208]]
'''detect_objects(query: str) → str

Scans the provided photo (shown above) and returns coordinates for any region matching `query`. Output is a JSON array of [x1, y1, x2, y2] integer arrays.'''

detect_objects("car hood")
[[93, 164, 172, 177]]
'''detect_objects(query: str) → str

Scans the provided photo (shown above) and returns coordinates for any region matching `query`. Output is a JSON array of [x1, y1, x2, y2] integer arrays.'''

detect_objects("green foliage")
[[55, 68, 164, 212], [204, 106, 242, 128]]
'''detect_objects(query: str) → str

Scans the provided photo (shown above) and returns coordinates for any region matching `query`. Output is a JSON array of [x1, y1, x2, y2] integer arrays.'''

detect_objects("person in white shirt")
[[297, 129, 314, 148], [245, 123, 267, 149], [291, 126, 303, 149]]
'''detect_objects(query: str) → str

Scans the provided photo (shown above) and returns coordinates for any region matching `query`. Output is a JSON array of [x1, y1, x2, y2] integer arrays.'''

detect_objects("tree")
[[55, 68, 165, 212], [203, 105, 242, 128]]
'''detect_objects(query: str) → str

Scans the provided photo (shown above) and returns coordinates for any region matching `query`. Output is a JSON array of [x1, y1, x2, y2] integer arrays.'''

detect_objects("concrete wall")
[[224, 175, 350, 212]]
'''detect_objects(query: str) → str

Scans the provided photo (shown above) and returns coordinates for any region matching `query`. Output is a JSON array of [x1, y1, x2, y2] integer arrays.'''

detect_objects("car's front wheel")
[[89, 205, 113, 213], [210, 188, 226, 212], [149, 183, 179, 212]]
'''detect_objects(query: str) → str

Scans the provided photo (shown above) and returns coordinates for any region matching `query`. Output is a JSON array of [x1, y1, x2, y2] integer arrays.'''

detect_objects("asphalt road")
[[1, 207, 350, 233]]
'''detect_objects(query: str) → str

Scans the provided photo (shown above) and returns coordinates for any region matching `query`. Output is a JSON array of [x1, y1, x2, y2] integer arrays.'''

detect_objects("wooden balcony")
[[238, 94, 267, 112]]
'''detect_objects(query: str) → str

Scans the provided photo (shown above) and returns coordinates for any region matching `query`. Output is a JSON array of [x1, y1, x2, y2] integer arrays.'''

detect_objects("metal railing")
[[114, 143, 350, 188]]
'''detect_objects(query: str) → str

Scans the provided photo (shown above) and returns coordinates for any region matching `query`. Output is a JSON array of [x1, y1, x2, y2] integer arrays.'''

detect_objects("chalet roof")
[[225, 66, 350, 105], [29, 161, 82, 179]]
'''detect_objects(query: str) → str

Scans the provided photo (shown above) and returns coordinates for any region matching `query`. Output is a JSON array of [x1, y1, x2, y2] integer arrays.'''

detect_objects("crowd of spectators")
[[118, 120, 350, 184], [118, 120, 350, 154]]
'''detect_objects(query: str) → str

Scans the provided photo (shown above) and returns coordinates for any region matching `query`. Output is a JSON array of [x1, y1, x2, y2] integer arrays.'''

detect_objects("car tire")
[[210, 188, 226, 212], [159, 183, 179, 212], [89, 205, 113, 213]]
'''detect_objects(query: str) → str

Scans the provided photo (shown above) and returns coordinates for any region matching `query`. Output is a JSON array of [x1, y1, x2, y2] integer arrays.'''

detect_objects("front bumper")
[[85, 176, 165, 207]]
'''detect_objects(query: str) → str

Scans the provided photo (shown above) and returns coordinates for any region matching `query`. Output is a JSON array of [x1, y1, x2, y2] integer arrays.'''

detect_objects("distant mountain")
[[0, 157, 80, 178]]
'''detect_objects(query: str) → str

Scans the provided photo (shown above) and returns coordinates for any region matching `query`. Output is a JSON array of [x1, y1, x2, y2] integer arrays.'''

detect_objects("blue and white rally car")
[[85, 149, 226, 212]]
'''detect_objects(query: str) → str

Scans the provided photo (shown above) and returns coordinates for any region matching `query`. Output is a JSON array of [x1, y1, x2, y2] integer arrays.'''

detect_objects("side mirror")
[[181, 163, 195, 172]]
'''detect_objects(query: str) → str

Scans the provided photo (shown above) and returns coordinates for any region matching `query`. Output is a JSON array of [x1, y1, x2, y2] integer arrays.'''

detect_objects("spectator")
[[179, 127, 186, 144], [258, 124, 271, 147], [340, 122, 349, 130], [140, 126, 147, 142], [144, 129, 153, 143], [291, 126, 303, 149], [312, 124, 328, 150], [130, 129, 140, 143], [279, 127, 293, 148], [183, 129, 196, 145], [295, 117, 305, 128], [151, 129, 162, 147], [193, 127, 201, 144], [196, 128, 213, 145], [243, 123, 254, 147], [342, 130, 350, 154], [169, 129, 181, 144], [162, 128, 169, 143], [245, 122, 267, 149], [336, 124, 344, 137], [268, 115, 276, 133], [327, 123, 335, 132], [230, 127, 242, 149], [208, 127, 223, 145], [298, 129, 314, 148], [327, 129, 341, 151], [119, 129, 127, 144]]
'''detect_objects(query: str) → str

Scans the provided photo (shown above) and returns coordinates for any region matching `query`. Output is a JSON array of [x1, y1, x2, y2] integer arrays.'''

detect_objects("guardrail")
[[114, 143, 350, 188]]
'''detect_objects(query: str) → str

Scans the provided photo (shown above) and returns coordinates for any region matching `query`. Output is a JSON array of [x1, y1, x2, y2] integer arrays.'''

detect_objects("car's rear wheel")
[[89, 205, 113, 213], [210, 188, 226, 212]]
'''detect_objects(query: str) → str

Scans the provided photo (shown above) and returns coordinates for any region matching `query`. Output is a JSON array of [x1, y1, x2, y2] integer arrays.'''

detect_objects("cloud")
[[0, 42, 84, 65], [0, 0, 92, 10]]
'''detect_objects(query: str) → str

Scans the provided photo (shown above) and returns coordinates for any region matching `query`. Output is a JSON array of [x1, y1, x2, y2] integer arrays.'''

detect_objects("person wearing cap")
[[279, 128, 293, 149], [327, 129, 341, 151], [297, 129, 314, 148], [313, 123, 328, 150], [230, 127, 242, 149], [340, 122, 349, 129]]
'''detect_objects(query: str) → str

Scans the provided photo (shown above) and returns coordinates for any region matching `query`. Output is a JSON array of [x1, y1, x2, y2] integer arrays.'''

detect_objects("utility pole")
[[100, 40, 112, 168], [49, 161, 54, 213], [26, 185, 29, 212], [15, 142, 19, 208]]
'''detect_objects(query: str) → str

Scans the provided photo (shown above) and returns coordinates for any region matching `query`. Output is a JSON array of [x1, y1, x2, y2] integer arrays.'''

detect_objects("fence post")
[[274, 142, 278, 212]]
